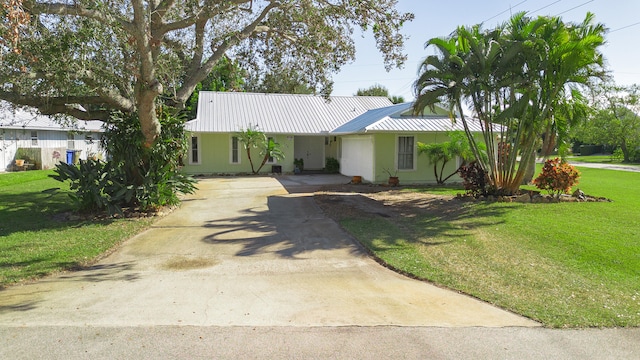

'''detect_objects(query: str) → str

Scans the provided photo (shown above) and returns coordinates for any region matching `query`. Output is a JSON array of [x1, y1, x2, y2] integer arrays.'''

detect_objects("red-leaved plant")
[[533, 158, 580, 196]]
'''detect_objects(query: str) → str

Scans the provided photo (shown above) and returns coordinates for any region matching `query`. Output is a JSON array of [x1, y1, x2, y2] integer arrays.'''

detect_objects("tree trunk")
[[138, 93, 161, 148], [247, 148, 256, 174], [521, 154, 537, 185], [621, 140, 630, 163]]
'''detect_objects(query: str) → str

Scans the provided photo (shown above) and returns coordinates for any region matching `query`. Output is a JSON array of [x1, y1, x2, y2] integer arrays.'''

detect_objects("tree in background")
[[1, 0, 413, 147], [575, 83, 640, 162], [356, 84, 405, 104], [245, 67, 316, 95], [414, 13, 605, 195], [185, 56, 247, 120]]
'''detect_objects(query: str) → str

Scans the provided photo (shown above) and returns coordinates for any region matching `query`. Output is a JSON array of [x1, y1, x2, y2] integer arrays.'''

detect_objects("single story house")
[[184, 91, 392, 174], [183, 91, 493, 184], [0, 102, 105, 172]]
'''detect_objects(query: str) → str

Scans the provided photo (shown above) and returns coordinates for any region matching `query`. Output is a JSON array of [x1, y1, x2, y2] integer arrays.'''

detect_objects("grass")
[[0, 170, 153, 288], [567, 154, 640, 167], [340, 167, 640, 328]]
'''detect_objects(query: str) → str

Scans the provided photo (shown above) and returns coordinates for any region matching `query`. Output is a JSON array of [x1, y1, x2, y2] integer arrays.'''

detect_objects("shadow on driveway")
[[202, 194, 364, 258]]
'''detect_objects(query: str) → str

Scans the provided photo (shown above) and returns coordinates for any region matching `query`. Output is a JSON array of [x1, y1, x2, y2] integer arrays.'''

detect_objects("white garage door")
[[340, 135, 374, 182]]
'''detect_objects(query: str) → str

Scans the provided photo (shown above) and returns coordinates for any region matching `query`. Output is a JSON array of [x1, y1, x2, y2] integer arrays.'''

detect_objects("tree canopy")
[[576, 83, 640, 162], [414, 12, 606, 195], [1, 0, 413, 146], [356, 83, 405, 104]]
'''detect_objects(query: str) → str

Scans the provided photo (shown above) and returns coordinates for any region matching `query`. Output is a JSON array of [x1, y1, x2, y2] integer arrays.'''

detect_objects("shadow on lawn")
[[201, 194, 365, 259], [314, 191, 513, 250], [0, 189, 116, 237]]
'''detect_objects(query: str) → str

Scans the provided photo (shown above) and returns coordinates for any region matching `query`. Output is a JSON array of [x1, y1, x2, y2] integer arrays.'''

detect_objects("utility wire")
[[529, 0, 563, 15], [483, 0, 529, 23], [556, 0, 594, 15], [610, 21, 640, 33]]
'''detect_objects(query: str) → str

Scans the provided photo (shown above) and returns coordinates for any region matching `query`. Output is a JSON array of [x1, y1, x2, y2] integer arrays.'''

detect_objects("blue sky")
[[332, 0, 640, 100]]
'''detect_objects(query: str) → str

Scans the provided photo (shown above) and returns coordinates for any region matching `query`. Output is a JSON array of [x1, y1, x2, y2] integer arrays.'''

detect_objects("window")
[[397, 136, 415, 170], [67, 133, 75, 149], [190, 135, 200, 164], [31, 131, 38, 146], [85, 135, 94, 144], [230, 136, 240, 164]]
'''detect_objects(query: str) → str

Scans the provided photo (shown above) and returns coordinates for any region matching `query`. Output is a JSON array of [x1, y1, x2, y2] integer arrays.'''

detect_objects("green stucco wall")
[[182, 133, 295, 175], [371, 132, 463, 184]]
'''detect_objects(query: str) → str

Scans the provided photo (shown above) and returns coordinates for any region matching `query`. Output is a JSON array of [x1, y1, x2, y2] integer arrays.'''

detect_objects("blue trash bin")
[[66, 150, 74, 164]]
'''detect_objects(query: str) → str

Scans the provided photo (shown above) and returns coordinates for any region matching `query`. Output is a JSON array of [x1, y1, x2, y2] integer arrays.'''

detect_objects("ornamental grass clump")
[[533, 158, 580, 196]]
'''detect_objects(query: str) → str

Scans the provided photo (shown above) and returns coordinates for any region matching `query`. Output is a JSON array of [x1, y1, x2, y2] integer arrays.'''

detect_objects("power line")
[[610, 21, 640, 33], [556, 0, 594, 15], [529, 0, 563, 15], [483, 0, 529, 23]]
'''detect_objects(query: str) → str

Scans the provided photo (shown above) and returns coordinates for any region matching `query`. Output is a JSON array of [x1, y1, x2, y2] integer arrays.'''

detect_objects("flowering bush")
[[533, 158, 580, 196]]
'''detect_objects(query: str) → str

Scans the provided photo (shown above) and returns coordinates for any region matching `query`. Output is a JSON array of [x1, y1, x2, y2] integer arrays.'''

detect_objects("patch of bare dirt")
[[314, 185, 463, 223]]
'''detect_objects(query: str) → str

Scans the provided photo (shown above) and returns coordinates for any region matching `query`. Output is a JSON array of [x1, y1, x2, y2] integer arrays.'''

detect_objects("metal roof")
[[0, 102, 104, 132], [332, 102, 503, 134], [186, 91, 393, 134]]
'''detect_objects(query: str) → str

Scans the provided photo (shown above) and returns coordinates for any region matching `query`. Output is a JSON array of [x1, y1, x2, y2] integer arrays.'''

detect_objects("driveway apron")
[[0, 177, 538, 327]]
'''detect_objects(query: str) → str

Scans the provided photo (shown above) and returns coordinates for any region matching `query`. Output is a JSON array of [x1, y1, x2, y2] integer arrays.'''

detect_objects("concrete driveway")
[[0, 175, 536, 328], [3, 175, 640, 359]]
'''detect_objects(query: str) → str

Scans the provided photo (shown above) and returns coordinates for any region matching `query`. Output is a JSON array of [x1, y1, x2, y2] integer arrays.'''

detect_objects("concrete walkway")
[[2, 175, 639, 359]]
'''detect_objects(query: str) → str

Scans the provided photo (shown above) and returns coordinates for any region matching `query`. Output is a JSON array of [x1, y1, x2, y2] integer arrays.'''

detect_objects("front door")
[[294, 136, 325, 170]]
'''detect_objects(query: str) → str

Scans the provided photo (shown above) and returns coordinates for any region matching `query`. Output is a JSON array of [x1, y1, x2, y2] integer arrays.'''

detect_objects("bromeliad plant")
[[533, 158, 580, 196]]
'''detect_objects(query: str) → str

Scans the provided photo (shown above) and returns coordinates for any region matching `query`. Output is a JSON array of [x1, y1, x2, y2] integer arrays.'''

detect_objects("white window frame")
[[396, 135, 416, 171], [189, 135, 201, 165], [230, 135, 241, 164], [67, 133, 75, 149], [31, 131, 38, 146]]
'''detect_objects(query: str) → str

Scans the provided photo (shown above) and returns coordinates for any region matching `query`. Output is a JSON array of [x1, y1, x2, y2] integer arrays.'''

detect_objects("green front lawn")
[[339, 167, 640, 327], [567, 154, 640, 166], [0, 170, 152, 288]]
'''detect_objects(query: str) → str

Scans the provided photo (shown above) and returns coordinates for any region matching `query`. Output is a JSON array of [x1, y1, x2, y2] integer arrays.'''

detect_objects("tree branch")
[[24, 1, 135, 35], [172, 0, 280, 105], [0, 92, 112, 121]]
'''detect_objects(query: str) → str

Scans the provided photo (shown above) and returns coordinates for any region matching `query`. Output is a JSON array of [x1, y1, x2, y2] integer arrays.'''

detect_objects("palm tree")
[[414, 12, 605, 195], [417, 131, 479, 184], [235, 126, 266, 174]]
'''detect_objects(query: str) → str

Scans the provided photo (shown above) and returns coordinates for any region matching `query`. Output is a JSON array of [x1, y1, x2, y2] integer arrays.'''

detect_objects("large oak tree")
[[1, 0, 413, 146]]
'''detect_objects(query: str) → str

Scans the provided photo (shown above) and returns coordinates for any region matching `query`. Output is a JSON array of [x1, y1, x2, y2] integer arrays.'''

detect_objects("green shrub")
[[52, 110, 196, 214], [325, 157, 340, 173], [50, 159, 131, 215], [533, 158, 580, 196], [611, 148, 624, 162]]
